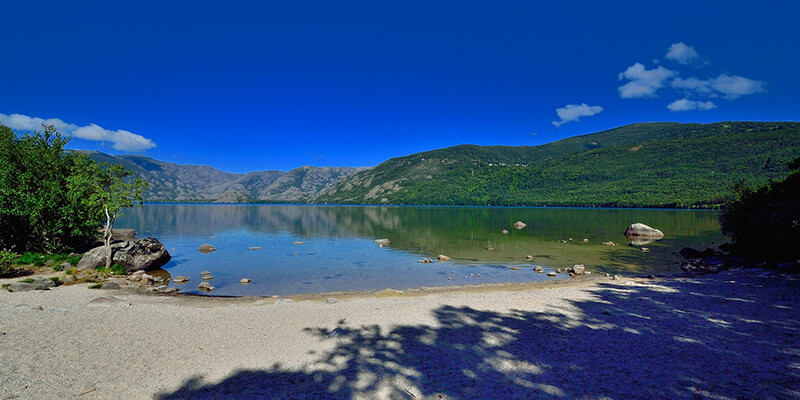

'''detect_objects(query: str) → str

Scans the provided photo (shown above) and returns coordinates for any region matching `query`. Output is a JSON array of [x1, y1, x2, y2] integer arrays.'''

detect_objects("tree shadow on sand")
[[156, 271, 800, 399]]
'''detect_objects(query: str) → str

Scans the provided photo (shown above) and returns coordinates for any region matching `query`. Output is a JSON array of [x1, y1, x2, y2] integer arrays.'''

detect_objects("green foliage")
[[0, 124, 146, 253], [316, 122, 800, 208], [88, 283, 102, 289], [719, 157, 800, 262], [18, 278, 35, 284], [49, 276, 61, 286], [0, 250, 18, 276], [96, 263, 125, 275]]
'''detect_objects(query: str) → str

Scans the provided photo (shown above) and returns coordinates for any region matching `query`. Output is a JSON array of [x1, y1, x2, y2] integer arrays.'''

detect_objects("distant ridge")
[[313, 121, 800, 207], [81, 151, 367, 203], [84, 121, 800, 207]]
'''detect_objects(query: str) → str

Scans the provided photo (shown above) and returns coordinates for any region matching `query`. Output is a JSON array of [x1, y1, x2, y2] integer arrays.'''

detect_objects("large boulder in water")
[[76, 238, 171, 272], [624, 223, 664, 239]]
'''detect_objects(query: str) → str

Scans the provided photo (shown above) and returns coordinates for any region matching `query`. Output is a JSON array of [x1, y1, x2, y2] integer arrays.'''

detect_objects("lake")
[[115, 204, 724, 296]]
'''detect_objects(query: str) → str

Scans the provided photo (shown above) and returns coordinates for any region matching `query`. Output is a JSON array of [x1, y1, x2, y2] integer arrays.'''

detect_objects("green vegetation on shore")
[[0, 124, 145, 256], [316, 121, 800, 208], [720, 157, 800, 262]]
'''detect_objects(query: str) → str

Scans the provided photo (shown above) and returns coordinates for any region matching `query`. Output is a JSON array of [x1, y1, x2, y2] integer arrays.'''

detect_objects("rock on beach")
[[76, 238, 171, 272]]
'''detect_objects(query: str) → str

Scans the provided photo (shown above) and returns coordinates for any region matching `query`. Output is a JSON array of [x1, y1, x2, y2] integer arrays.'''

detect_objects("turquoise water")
[[116, 204, 725, 296]]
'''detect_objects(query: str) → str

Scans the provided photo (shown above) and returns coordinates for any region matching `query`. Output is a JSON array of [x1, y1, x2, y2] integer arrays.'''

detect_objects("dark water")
[[116, 204, 724, 296]]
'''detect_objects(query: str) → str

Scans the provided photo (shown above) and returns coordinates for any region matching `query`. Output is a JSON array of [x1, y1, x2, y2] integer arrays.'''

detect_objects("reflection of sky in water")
[[118, 204, 725, 296]]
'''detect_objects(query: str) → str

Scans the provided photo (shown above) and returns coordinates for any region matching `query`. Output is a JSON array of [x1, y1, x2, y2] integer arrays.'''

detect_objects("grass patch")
[[49, 276, 61, 286], [88, 283, 102, 289], [18, 278, 35, 283], [96, 263, 125, 275]]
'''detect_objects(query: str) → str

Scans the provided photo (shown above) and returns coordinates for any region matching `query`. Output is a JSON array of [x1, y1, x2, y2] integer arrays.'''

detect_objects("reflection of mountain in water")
[[118, 205, 724, 272]]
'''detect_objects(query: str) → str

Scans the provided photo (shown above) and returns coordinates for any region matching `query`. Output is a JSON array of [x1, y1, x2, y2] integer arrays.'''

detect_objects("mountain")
[[82, 152, 366, 203], [313, 121, 800, 207]]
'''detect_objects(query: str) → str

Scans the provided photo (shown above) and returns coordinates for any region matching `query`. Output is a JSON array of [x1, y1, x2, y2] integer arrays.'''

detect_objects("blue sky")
[[1, 1, 797, 173]]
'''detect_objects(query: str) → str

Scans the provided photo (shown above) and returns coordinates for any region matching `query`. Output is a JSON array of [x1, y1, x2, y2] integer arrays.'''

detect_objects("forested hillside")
[[313, 122, 800, 207]]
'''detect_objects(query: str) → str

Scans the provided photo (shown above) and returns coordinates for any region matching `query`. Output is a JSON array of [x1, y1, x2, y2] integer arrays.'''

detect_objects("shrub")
[[0, 251, 18, 276], [720, 157, 800, 262]]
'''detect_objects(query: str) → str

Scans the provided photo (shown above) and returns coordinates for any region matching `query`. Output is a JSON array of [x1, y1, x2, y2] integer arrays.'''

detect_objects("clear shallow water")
[[116, 204, 725, 296]]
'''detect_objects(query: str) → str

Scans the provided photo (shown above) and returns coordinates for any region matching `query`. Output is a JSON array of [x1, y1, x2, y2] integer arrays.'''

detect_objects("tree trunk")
[[103, 206, 114, 269]]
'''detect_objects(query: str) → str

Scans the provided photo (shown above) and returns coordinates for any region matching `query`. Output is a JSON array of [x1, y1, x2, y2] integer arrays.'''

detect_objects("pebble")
[[293, 241, 304, 245], [533, 266, 544, 273], [198, 282, 215, 291], [612, 275, 620, 280], [198, 244, 217, 253], [240, 278, 251, 284], [200, 271, 212, 275], [641, 247, 650, 252], [172, 276, 189, 284], [509, 267, 520, 271], [202, 275, 214, 281], [547, 272, 557, 277], [438, 254, 451, 261], [501, 229, 509, 234], [325, 298, 338, 304], [525, 255, 534, 260], [249, 247, 261, 250]]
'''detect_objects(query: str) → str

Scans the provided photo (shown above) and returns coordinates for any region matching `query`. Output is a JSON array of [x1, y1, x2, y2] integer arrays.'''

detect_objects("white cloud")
[[671, 74, 765, 99], [710, 74, 765, 99], [0, 112, 155, 152], [665, 42, 700, 65], [0, 113, 77, 133], [667, 99, 717, 112], [617, 63, 676, 98], [552, 103, 603, 127]]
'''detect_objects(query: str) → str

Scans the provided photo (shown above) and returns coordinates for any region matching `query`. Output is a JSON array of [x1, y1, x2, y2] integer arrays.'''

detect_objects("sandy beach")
[[1, 270, 798, 400]]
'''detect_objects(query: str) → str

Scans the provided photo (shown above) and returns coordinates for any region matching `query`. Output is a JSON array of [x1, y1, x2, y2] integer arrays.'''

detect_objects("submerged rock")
[[438, 255, 451, 261], [198, 244, 217, 253], [513, 221, 527, 230]]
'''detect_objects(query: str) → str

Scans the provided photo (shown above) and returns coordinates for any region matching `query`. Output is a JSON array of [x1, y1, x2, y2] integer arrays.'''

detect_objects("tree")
[[0, 124, 146, 256], [91, 163, 148, 268], [719, 157, 800, 262]]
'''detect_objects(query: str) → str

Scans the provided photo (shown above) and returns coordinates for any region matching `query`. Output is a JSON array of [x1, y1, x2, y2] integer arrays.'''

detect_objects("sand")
[[1, 270, 798, 399]]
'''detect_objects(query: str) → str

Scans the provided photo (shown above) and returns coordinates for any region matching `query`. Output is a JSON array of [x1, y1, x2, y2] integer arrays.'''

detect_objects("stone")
[[624, 223, 664, 239], [198, 244, 217, 253], [569, 264, 586, 275], [198, 282, 215, 291], [200, 271, 212, 275], [513, 221, 527, 230], [240, 278, 251, 284], [76, 238, 171, 272], [172, 276, 189, 284], [8, 276, 56, 292], [641, 247, 650, 252], [547, 271, 557, 277], [248, 247, 261, 250], [374, 239, 390, 245], [602, 241, 616, 246], [582, 238, 589, 243], [325, 298, 338, 304], [100, 281, 120, 290], [509, 266, 520, 270], [293, 241, 304, 245], [533, 266, 544, 273], [525, 255, 534, 260], [59, 262, 72, 271], [62, 275, 76, 285], [111, 228, 136, 241], [502, 229, 509, 234], [438, 255, 451, 261], [612, 275, 620, 280], [202, 275, 214, 281]]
